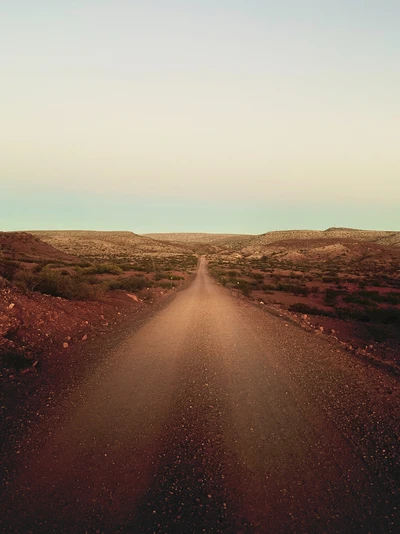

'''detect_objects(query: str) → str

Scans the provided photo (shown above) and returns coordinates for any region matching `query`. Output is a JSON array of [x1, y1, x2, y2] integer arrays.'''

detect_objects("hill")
[[0, 231, 77, 263], [243, 228, 400, 252], [30, 231, 191, 260], [145, 233, 254, 246]]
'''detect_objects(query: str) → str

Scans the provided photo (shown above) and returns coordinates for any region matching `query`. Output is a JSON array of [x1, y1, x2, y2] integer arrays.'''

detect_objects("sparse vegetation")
[[2, 229, 399, 371], [0, 259, 19, 281], [207, 229, 400, 358], [80, 263, 123, 275], [288, 303, 333, 317], [15, 268, 103, 300], [108, 276, 149, 292], [1, 232, 198, 304]]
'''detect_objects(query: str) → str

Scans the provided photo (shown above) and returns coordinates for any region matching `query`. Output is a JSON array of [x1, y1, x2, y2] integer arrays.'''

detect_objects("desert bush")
[[237, 279, 251, 296], [108, 276, 149, 292], [335, 307, 369, 322], [14, 271, 37, 291], [324, 288, 344, 305], [309, 286, 320, 294], [334, 306, 400, 324], [368, 308, 400, 324], [343, 294, 377, 306], [33, 263, 44, 273], [381, 292, 400, 305], [365, 324, 390, 343], [117, 262, 135, 271], [0, 259, 19, 281], [77, 260, 92, 268], [357, 290, 400, 305], [322, 276, 340, 284], [262, 283, 277, 291], [156, 281, 176, 289], [276, 283, 310, 296], [288, 303, 334, 317], [83, 263, 122, 275], [15, 269, 102, 300], [290, 273, 304, 280], [154, 271, 168, 281], [131, 265, 148, 272], [0, 348, 31, 371]]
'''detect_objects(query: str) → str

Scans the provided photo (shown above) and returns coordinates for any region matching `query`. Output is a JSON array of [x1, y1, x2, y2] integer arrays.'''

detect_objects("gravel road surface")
[[1, 257, 399, 533]]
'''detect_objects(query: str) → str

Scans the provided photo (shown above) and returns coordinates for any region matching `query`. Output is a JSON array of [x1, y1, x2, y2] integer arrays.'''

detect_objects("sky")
[[1, 1, 399, 233]]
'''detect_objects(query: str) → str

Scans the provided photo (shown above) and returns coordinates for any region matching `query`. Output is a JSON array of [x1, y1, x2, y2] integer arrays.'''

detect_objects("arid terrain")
[[0, 255, 399, 533], [204, 228, 400, 373], [2, 227, 399, 377], [31, 230, 192, 259], [146, 232, 254, 246], [146, 229, 400, 372], [148, 227, 400, 251], [0, 231, 197, 376], [0, 228, 399, 532]]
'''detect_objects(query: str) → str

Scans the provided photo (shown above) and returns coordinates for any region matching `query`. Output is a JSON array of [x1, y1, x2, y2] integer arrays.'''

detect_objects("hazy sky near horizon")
[[1, 1, 399, 232]]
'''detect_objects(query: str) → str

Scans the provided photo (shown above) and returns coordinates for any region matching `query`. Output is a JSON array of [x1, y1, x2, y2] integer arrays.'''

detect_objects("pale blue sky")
[[1, 1, 399, 232]]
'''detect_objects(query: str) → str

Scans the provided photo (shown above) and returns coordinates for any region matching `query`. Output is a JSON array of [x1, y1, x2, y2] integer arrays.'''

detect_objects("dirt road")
[[1, 257, 399, 533]]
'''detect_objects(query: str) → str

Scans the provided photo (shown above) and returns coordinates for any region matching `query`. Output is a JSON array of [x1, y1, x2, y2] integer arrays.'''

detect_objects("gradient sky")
[[1, 1, 399, 233]]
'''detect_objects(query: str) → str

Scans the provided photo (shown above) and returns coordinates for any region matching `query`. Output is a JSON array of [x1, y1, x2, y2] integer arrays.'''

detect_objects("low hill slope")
[[235, 228, 400, 267], [145, 233, 255, 253], [0, 232, 77, 263], [146, 233, 254, 245], [245, 228, 399, 249], [30, 231, 190, 259]]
